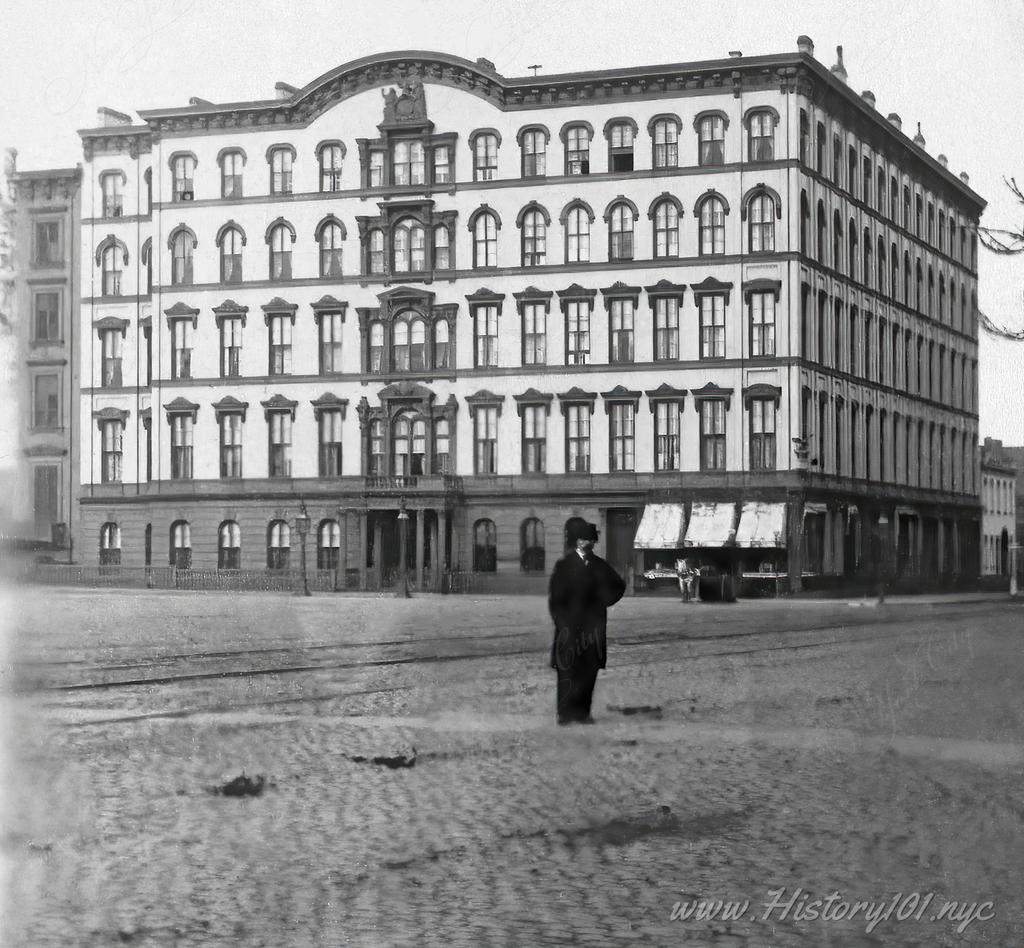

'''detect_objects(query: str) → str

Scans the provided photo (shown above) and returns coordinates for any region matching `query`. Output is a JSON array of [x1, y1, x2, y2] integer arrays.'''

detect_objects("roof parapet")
[[97, 106, 132, 128]]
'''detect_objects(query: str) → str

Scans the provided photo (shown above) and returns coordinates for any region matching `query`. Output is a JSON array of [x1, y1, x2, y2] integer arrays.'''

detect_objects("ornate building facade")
[[979, 438, 1016, 578], [76, 38, 984, 590], [4, 149, 81, 553]]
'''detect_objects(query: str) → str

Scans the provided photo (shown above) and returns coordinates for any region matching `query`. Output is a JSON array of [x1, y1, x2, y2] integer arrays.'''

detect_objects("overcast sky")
[[3, 0, 1022, 442]]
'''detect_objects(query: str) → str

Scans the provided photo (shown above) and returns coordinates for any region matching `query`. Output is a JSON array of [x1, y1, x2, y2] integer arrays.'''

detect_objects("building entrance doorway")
[[605, 508, 638, 583]]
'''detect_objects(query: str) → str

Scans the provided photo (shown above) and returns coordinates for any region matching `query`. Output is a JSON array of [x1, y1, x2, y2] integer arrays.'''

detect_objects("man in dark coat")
[[548, 518, 626, 725]]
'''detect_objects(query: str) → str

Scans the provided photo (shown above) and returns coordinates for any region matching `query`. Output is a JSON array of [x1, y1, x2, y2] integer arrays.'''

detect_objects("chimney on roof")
[[886, 112, 902, 131], [937, 154, 948, 168], [97, 107, 132, 128], [275, 82, 298, 100], [189, 97, 213, 108], [728, 50, 742, 58], [913, 122, 926, 148], [830, 45, 848, 84], [797, 35, 814, 56], [960, 171, 970, 185], [861, 90, 876, 108], [3, 148, 16, 177], [475, 57, 497, 73]]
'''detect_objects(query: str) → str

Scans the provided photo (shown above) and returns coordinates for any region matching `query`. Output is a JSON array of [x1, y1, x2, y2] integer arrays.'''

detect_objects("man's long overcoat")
[[548, 552, 626, 671]]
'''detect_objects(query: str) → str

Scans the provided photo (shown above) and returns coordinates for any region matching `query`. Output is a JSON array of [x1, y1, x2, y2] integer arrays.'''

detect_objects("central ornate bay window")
[[262, 394, 296, 478], [216, 222, 245, 284], [514, 286, 552, 366], [214, 299, 247, 378], [744, 278, 781, 358], [358, 381, 457, 477], [358, 121, 456, 189], [518, 125, 548, 177], [648, 384, 686, 471], [95, 317, 127, 387], [604, 387, 639, 472], [467, 288, 503, 368], [358, 201, 456, 279], [559, 387, 596, 474], [316, 216, 346, 277], [602, 282, 639, 364], [312, 296, 346, 375], [359, 286, 456, 376], [263, 298, 297, 375], [647, 280, 686, 361], [317, 140, 345, 192], [466, 390, 503, 475], [744, 384, 781, 471], [165, 302, 198, 380], [266, 218, 296, 281], [515, 389, 552, 474], [692, 277, 732, 360], [164, 397, 198, 480], [213, 397, 247, 478], [558, 284, 596, 366], [313, 393, 347, 477], [606, 197, 637, 261], [693, 383, 732, 472]]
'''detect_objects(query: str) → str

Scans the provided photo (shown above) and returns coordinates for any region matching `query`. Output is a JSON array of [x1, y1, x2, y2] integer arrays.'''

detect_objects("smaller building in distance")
[[979, 437, 1017, 578], [3, 149, 82, 556]]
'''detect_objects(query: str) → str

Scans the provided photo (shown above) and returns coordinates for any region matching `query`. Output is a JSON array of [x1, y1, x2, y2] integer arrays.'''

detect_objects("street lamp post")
[[1010, 543, 1021, 598], [397, 497, 411, 599], [295, 502, 311, 597]]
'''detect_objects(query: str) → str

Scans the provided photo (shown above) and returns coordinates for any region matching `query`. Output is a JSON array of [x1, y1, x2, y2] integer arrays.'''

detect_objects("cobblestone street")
[[3, 589, 1023, 947]]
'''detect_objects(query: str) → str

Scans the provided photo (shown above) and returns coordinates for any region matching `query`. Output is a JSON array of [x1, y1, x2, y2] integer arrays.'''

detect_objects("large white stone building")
[[75, 39, 985, 591], [980, 437, 1016, 578]]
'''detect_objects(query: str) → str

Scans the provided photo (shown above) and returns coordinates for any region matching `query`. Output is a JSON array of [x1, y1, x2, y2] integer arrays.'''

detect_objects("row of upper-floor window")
[[91, 287, 784, 388], [799, 286, 977, 412], [799, 192, 978, 335], [93, 110, 788, 212], [90, 190, 782, 296], [799, 386, 977, 494], [798, 108, 977, 262], [94, 390, 781, 483], [982, 476, 1016, 516]]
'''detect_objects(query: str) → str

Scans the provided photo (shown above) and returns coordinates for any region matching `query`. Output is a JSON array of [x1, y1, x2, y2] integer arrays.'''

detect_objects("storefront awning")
[[735, 502, 787, 548], [683, 502, 737, 548], [633, 503, 687, 549]]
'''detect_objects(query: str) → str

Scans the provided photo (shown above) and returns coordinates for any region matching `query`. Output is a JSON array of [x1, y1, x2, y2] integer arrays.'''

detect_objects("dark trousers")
[[556, 662, 599, 723]]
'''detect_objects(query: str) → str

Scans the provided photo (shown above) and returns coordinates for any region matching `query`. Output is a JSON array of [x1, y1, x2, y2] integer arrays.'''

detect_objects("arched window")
[[607, 121, 635, 172], [171, 153, 196, 201], [170, 520, 191, 568], [876, 236, 886, 295], [393, 218, 426, 273], [392, 412, 426, 475], [268, 223, 293, 280], [877, 167, 886, 215], [369, 320, 385, 373], [220, 149, 245, 198], [368, 419, 385, 475], [218, 521, 241, 569], [699, 195, 726, 256], [697, 114, 725, 165], [433, 319, 450, 369], [832, 211, 843, 270], [863, 231, 872, 286], [99, 522, 121, 565], [219, 226, 244, 283], [267, 520, 290, 570], [269, 146, 293, 195], [319, 221, 344, 277], [317, 520, 340, 570], [433, 225, 450, 270], [652, 117, 679, 169], [521, 208, 546, 266], [653, 200, 679, 258], [100, 171, 123, 218], [848, 223, 858, 276], [392, 140, 425, 186], [747, 110, 775, 161], [473, 519, 497, 572], [800, 191, 810, 254], [368, 229, 385, 275], [816, 200, 827, 265], [890, 244, 898, 301], [521, 128, 547, 177], [750, 193, 776, 253], [939, 274, 946, 322], [434, 417, 451, 473], [521, 518, 545, 572], [564, 125, 590, 175], [608, 202, 634, 260], [472, 132, 499, 181], [318, 143, 344, 192], [390, 313, 426, 371], [472, 211, 498, 268], [565, 204, 591, 263], [171, 230, 194, 285], [101, 245, 123, 296], [927, 266, 935, 314]]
